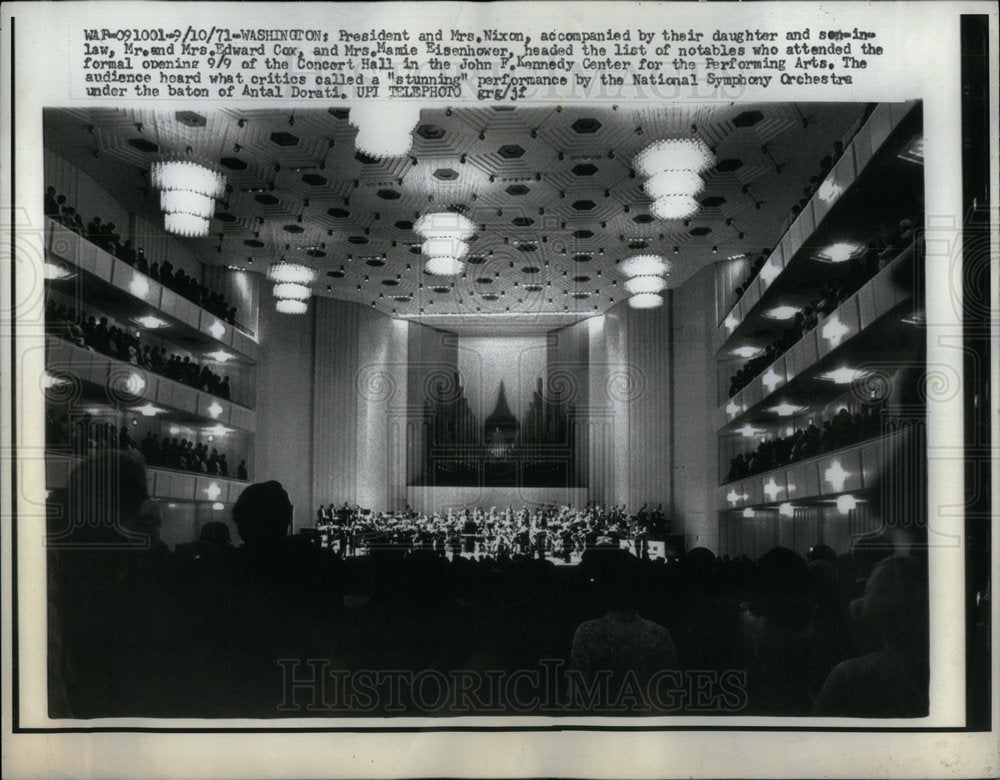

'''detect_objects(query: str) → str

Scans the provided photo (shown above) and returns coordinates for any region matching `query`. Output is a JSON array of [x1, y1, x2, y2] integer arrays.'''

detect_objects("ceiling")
[[44, 103, 868, 329]]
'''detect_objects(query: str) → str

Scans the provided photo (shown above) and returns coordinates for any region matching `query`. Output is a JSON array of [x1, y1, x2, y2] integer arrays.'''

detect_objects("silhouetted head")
[[808, 543, 837, 564], [61, 450, 155, 545], [755, 546, 810, 626], [233, 481, 292, 545], [857, 555, 927, 650], [199, 521, 232, 548], [582, 548, 643, 612]]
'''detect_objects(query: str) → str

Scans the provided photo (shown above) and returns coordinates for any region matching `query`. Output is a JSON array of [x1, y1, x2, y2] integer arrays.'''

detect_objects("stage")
[[405, 486, 589, 516]]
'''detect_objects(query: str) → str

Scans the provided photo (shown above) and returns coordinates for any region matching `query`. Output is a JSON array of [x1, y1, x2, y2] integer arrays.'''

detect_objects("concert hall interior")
[[41, 102, 933, 718]]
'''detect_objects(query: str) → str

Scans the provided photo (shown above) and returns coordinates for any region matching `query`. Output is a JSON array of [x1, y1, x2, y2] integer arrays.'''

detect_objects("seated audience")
[[813, 555, 929, 717]]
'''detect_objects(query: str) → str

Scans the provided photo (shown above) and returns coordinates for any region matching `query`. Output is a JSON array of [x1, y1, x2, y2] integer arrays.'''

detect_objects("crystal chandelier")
[[424, 256, 465, 276], [415, 212, 478, 277], [620, 255, 670, 310], [628, 292, 664, 309], [268, 261, 316, 314], [624, 275, 667, 295], [272, 282, 312, 301], [634, 137, 715, 224], [421, 237, 469, 259], [414, 212, 477, 240], [620, 254, 670, 277], [643, 169, 705, 200], [634, 138, 714, 178], [350, 103, 422, 159], [275, 299, 308, 315], [151, 160, 226, 237], [650, 194, 701, 221], [267, 261, 318, 285]]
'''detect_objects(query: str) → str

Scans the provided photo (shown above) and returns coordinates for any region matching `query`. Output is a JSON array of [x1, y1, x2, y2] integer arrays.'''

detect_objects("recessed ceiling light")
[[731, 345, 763, 359], [819, 367, 868, 384], [768, 402, 804, 416], [131, 403, 165, 417], [815, 241, 866, 263], [764, 305, 800, 320], [134, 315, 168, 329]]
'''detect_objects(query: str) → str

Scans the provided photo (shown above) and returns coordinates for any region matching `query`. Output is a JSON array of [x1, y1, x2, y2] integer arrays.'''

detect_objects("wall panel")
[[312, 297, 360, 510]]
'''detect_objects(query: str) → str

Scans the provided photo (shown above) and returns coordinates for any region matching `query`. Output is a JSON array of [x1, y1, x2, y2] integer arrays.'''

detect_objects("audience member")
[[46, 188, 241, 326], [813, 555, 929, 717]]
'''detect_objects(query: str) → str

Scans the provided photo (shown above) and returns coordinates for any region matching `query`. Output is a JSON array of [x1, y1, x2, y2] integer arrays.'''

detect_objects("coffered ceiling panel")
[[44, 103, 869, 328]]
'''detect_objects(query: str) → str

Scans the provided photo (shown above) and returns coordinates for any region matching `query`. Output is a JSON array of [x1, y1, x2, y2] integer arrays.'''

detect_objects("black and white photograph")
[[2, 2, 997, 778], [40, 101, 934, 720]]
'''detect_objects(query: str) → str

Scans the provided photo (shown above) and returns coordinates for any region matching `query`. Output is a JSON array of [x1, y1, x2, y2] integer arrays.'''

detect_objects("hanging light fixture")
[[267, 261, 318, 286], [424, 256, 465, 276], [416, 211, 477, 277], [272, 282, 312, 301], [643, 169, 705, 199], [160, 190, 216, 220], [421, 237, 469, 259], [349, 103, 422, 159], [633, 138, 715, 178], [619, 254, 669, 277], [151, 160, 226, 237], [650, 194, 701, 221], [276, 299, 308, 315], [268, 261, 316, 314], [414, 212, 477, 240], [163, 212, 210, 238], [634, 137, 714, 224], [620, 255, 670, 309], [628, 292, 664, 309], [151, 160, 226, 197], [624, 275, 667, 295]]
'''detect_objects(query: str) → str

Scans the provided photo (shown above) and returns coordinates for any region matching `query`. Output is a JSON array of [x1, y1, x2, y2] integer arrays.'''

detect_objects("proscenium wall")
[[255, 275, 718, 545]]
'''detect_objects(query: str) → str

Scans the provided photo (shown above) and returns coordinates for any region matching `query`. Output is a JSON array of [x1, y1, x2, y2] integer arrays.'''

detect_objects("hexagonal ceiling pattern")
[[44, 104, 867, 325]]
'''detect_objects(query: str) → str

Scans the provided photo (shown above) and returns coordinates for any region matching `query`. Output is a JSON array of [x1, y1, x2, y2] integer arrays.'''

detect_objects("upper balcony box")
[[46, 218, 259, 362], [717, 101, 922, 350]]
